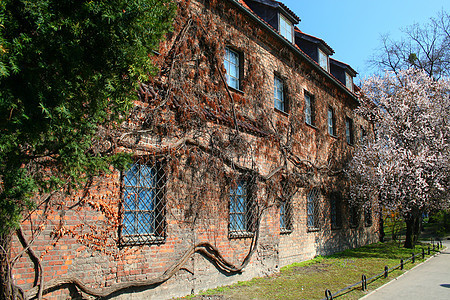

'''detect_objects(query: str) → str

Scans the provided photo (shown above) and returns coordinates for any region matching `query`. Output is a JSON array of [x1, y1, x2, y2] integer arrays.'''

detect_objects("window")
[[318, 49, 329, 71], [279, 14, 293, 42], [364, 204, 373, 227], [274, 75, 287, 112], [225, 47, 241, 90], [345, 117, 354, 145], [360, 126, 367, 143], [229, 178, 256, 237], [307, 188, 320, 230], [121, 158, 166, 245], [345, 72, 353, 91], [304, 92, 315, 126], [280, 179, 293, 233], [327, 106, 336, 136], [349, 205, 359, 228], [280, 201, 293, 233], [330, 192, 342, 229]]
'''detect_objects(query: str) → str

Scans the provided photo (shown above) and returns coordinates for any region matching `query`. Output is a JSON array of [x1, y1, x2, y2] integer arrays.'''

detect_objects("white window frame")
[[274, 75, 286, 112], [327, 106, 336, 136], [279, 14, 293, 43], [345, 117, 354, 145], [318, 48, 329, 71], [345, 72, 353, 91], [225, 47, 240, 90], [304, 92, 315, 126]]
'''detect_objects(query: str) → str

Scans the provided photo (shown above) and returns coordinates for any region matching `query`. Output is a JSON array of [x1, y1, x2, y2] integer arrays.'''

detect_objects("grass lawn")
[[183, 241, 440, 300]]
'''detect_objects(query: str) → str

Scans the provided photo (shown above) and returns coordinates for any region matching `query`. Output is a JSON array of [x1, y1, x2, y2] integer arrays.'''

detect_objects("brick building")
[[12, 0, 378, 299]]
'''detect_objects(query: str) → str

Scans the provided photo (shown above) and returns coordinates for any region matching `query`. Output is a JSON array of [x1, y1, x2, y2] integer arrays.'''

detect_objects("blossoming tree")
[[347, 69, 450, 248]]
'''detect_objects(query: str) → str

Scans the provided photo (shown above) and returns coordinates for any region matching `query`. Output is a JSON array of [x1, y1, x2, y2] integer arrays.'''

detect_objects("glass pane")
[[280, 203, 285, 228], [230, 78, 238, 89], [139, 190, 154, 211], [123, 211, 135, 235], [137, 212, 154, 234], [123, 165, 138, 186], [123, 190, 136, 210]]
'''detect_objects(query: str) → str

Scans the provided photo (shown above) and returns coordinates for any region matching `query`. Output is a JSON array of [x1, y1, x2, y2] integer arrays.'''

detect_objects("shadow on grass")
[[327, 241, 426, 260]]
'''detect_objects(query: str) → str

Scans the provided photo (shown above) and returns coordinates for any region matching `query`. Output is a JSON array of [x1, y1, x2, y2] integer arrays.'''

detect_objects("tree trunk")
[[0, 232, 12, 300], [404, 214, 420, 248], [379, 206, 385, 242]]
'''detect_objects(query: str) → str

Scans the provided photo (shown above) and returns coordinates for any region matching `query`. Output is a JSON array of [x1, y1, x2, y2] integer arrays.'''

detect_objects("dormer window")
[[345, 72, 353, 92], [279, 14, 293, 43], [318, 49, 329, 71]]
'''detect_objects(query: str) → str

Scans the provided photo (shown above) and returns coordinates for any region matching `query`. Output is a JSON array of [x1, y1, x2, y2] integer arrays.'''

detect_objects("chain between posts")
[[321, 244, 443, 300]]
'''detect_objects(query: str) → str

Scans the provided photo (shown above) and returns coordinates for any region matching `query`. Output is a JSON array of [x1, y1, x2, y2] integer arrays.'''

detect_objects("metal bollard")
[[412, 253, 415, 263], [325, 289, 333, 300], [422, 248, 425, 259], [428, 246, 430, 255], [384, 266, 389, 278], [400, 259, 404, 270], [362, 274, 367, 291], [433, 244, 435, 251]]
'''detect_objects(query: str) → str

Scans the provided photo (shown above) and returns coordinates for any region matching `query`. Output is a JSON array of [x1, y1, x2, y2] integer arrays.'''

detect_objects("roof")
[[243, 0, 300, 23], [294, 27, 334, 55], [330, 58, 358, 77], [232, 0, 358, 103]]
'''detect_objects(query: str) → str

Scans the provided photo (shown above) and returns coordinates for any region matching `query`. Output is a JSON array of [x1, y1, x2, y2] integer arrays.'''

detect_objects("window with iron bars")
[[229, 177, 257, 238], [364, 204, 373, 227], [280, 179, 294, 233], [307, 188, 320, 231], [120, 158, 166, 245], [330, 192, 342, 229], [349, 204, 360, 228]]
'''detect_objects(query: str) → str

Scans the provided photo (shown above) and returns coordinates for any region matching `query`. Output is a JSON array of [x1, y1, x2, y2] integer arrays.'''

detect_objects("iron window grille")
[[225, 47, 241, 90], [364, 204, 373, 227], [307, 188, 320, 231], [229, 177, 257, 238], [280, 201, 293, 233], [305, 92, 315, 126], [120, 158, 166, 245], [280, 179, 294, 233], [330, 192, 342, 229], [349, 205, 359, 228]]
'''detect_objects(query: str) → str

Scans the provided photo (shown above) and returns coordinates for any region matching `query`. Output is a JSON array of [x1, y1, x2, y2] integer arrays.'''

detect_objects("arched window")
[[307, 188, 320, 230]]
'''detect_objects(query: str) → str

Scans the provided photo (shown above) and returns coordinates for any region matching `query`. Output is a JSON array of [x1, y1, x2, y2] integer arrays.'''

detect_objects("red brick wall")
[[11, 0, 378, 299]]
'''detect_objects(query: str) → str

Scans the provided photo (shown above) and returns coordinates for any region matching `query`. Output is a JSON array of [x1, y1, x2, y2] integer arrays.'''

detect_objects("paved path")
[[362, 239, 450, 300]]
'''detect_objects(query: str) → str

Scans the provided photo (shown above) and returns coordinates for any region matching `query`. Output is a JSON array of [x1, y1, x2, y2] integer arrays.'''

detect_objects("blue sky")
[[281, 0, 450, 82]]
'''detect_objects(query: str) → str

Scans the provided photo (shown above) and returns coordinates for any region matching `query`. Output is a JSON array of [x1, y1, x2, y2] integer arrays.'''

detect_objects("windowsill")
[[347, 142, 354, 146], [329, 133, 338, 139], [307, 227, 320, 232], [305, 122, 317, 130], [274, 107, 289, 116], [331, 226, 342, 231], [280, 229, 293, 234], [228, 85, 244, 95], [228, 231, 255, 239], [119, 235, 165, 247]]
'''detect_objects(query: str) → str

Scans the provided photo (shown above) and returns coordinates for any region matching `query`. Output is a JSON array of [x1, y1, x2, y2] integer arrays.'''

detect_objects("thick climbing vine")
[[9, 0, 357, 298]]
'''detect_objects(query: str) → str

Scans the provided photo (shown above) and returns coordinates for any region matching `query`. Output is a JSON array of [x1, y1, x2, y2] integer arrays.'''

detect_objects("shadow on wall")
[[314, 225, 376, 257]]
